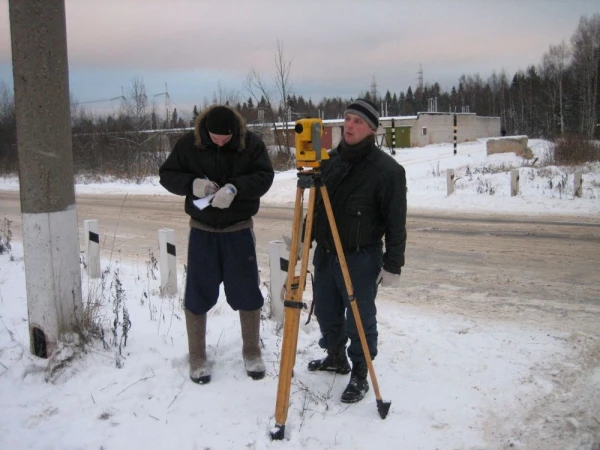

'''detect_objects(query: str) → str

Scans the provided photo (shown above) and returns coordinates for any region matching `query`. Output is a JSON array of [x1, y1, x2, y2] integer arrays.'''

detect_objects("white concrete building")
[[326, 112, 501, 148]]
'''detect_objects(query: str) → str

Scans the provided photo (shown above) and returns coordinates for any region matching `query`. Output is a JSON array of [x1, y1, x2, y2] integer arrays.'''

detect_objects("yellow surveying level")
[[270, 118, 391, 441], [294, 118, 329, 168]]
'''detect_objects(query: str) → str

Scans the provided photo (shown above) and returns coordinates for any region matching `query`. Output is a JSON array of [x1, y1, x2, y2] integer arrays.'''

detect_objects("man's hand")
[[211, 183, 237, 209], [193, 178, 219, 198], [377, 268, 400, 288]]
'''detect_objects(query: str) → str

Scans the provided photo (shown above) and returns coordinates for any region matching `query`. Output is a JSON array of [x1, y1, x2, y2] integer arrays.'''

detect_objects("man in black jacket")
[[308, 99, 407, 403], [159, 105, 274, 384]]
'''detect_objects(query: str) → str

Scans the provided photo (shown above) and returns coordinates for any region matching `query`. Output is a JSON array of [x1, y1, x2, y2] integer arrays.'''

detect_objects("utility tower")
[[417, 64, 424, 92], [370, 76, 378, 102], [153, 82, 171, 128]]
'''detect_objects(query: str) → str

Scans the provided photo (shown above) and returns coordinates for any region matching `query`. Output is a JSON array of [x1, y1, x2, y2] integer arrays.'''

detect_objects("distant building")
[[265, 112, 501, 149]]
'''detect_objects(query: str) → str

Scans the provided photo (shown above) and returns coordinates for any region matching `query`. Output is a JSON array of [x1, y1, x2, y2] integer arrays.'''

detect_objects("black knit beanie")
[[206, 106, 236, 135], [344, 99, 379, 130]]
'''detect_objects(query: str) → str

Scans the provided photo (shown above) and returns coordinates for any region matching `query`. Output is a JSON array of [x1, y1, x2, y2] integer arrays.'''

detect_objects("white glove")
[[377, 268, 400, 288], [211, 183, 237, 209], [193, 178, 219, 198]]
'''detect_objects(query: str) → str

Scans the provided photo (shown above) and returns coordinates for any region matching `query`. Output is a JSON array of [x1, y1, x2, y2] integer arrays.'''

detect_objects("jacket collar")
[[338, 135, 375, 163]]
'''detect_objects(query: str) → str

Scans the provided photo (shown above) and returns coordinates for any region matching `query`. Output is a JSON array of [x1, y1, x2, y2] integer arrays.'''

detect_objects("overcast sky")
[[1, 0, 599, 116]]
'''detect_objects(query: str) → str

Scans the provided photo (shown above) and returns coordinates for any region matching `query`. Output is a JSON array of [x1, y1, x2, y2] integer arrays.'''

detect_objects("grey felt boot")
[[240, 309, 266, 380], [184, 309, 211, 384]]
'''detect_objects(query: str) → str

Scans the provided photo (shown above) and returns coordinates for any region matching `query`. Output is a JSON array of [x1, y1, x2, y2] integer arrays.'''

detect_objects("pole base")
[[270, 424, 285, 440], [377, 399, 391, 419]]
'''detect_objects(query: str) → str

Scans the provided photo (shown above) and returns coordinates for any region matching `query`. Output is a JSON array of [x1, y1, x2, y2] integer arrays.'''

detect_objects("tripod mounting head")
[[294, 118, 329, 169]]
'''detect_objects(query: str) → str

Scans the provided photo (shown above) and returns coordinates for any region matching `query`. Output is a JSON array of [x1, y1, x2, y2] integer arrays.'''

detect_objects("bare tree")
[[244, 41, 294, 167], [488, 71, 499, 117], [0, 81, 17, 173], [571, 14, 600, 137], [69, 92, 80, 125], [274, 39, 293, 155], [541, 41, 571, 135], [245, 68, 284, 153], [210, 80, 241, 107], [113, 78, 156, 180], [122, 77, 150, 131], [0, 81, 13, 121]]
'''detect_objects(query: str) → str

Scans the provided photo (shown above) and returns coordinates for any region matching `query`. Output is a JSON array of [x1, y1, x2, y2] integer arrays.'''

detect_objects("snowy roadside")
[[1, 242, 597, 449]]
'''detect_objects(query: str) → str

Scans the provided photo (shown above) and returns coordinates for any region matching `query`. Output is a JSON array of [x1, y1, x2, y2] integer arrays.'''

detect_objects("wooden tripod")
[[270, 168, 391, 441]]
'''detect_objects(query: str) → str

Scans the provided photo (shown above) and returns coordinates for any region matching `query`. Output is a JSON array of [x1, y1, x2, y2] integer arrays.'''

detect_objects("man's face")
[[343, 113, 375, 145], [209, 132, 233, 147]]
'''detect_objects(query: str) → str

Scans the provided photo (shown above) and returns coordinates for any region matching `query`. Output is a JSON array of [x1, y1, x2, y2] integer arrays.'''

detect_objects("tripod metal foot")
[[270, 424, 285, 440], [377, 399, 391, 419]]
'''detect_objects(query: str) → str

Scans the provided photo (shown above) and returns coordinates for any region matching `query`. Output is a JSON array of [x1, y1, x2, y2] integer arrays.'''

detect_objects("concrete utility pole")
[[9, 0, 83, 358]]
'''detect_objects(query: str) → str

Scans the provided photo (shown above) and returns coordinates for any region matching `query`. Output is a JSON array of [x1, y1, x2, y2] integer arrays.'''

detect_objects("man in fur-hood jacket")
[[159, 105, 274, 385], [307, 99, 407, 404]]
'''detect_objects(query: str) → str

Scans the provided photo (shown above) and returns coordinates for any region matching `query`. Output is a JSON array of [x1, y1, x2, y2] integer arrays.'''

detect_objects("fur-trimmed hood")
[[194, 105, 247, 150]]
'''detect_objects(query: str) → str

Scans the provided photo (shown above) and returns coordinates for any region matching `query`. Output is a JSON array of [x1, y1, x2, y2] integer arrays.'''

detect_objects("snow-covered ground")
[[0, 138, 598, 449]]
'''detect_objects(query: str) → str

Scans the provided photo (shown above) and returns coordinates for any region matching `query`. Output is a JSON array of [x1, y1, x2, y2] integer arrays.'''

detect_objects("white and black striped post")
[[84, 219, 101, 278], [447, 169, 455, 196], [453, 114, 458, 155], [390, 118, 396, 155], [268, 240, 287, 324], [511, 169, 520, 197], [158, 228, 177, 296], [574, 171, 583, 198]]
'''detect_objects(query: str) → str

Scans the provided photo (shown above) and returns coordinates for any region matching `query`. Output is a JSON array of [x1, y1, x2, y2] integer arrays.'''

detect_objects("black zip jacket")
[[313, 138, 407, 274], [159, 107, 274, 228]]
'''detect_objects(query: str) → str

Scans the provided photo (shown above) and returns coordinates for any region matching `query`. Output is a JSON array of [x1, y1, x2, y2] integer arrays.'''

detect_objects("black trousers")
[[184, 227, 264, 315], [312, 244, 382, 363]]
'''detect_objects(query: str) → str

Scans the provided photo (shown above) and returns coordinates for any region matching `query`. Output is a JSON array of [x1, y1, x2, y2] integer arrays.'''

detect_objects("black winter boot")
[[341, 362, 369, 403], [307, 347, 351, 374]]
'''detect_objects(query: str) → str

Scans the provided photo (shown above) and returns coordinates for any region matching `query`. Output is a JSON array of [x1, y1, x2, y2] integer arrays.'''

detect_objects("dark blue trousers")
[[312, 244, 382, 363], [184, 227, 264, 315]]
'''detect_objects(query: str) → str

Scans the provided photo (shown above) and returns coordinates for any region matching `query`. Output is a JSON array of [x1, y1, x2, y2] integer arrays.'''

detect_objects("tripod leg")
[[319, 185, 391, 419], [271, 185, 318, 440]]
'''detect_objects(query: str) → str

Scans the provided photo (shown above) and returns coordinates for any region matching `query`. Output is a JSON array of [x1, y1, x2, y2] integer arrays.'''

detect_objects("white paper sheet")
[[192, 194, 215, 210]]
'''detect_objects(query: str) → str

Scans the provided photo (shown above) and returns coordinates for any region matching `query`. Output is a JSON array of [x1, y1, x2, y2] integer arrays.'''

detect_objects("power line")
[[78, 95, 124, 105]]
